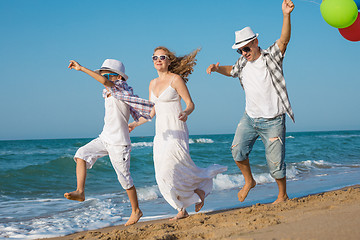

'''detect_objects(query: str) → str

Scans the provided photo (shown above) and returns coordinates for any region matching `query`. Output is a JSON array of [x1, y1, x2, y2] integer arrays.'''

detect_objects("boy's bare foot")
[[64, 190, 85, 202], [272, 194, 289, 204], [170, 210, 189, 221], [195, 189, 205, 212], [125, 209, 143, 226], [238, 180, 256, 202]]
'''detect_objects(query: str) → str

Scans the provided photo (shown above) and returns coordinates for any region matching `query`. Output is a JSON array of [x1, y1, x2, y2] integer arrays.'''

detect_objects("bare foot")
[[125, 209, 143, 226], [194, 189, 205, 212], [272, 194, 289, 204], [238, 180, 256, 202], [64, 190, 85, 202], [170, 210, 189, 221]]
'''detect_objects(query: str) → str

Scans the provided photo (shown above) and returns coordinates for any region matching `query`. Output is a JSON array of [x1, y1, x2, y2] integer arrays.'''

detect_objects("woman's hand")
[[179, 111, 188, 122], [128, 122, 137, 133]]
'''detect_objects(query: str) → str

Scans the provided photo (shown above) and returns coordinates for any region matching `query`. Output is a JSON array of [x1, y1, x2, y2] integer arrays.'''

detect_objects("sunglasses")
[[237, 46, 252, 55], [152, 55, 169, 61], [102, 73, 119, 79], [237, 41, 255, 55]]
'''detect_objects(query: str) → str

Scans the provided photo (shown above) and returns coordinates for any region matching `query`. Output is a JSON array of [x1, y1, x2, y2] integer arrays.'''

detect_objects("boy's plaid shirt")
[[103, 80, 154, 121], [231, 42, 295, 123]]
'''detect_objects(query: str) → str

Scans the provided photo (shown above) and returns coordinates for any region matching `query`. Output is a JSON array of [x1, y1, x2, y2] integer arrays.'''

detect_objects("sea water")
[[0, 130, 360, 239]]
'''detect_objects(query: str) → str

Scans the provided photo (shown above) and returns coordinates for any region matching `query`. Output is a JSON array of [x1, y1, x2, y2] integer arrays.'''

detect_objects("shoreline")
[[43, 184, 360, 240]]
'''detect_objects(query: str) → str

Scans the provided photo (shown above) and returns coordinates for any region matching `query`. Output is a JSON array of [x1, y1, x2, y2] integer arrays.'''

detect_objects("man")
[[206, 0, 295, 204]]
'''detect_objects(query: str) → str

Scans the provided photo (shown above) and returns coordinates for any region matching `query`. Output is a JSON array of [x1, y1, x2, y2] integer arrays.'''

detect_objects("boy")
[[64, 59, 153, 226]]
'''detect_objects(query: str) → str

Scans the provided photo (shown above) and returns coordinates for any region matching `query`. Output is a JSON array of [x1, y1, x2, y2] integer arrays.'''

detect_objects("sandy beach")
[[44, 185, 360, 240]]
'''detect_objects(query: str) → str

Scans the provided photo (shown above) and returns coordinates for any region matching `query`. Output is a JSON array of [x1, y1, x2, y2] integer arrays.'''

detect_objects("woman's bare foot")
[[238, 180, 256, 202], [272, 194, 289, 204], [170, 210, 189, 221], [194, 189, 205, 212], [64, 190, 85, 202], [125, 209, 143, 226]]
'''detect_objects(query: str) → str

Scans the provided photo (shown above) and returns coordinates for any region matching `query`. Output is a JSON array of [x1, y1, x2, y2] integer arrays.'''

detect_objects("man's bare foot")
[[125, 209, 143, 226], [238, 180, 256, 202], [170, 210, 189, 221], [272, 194, 289, 204], [194, 189, 205, 212], [64, 190, 85, 202]]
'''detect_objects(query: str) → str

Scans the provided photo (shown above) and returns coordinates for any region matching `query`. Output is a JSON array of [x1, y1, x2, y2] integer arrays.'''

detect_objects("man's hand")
[[206, 62, 220, 75], [282, 0, 295, 15]]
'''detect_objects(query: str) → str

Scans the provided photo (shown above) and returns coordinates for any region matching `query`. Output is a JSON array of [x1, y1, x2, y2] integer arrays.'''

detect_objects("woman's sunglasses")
[[152, 55, 169, 61], [102, 73, 119, 79]]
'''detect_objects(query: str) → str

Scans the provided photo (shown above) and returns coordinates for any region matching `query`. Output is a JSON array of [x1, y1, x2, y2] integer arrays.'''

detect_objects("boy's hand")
[[282, 0, 294, 15], [68, 60, 82, 71]]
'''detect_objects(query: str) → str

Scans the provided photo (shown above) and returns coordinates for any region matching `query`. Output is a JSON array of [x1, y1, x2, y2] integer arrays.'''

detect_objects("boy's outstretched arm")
[[68, 60, 115, 87]]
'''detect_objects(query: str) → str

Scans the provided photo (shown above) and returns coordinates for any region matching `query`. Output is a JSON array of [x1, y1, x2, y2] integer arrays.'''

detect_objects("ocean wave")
[[0, 197, 124, 239], [317, 133, 360, 139], [131, 142, 153, 148], [213, 166, 300, 191], [189, 138, 214, 144], [131, 138, 214, 148], [213, 173, 275, 191], [136, 185, 160, 201]]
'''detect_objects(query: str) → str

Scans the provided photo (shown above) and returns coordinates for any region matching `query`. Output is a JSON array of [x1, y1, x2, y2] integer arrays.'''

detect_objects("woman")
[[129, 47, 227, 220]]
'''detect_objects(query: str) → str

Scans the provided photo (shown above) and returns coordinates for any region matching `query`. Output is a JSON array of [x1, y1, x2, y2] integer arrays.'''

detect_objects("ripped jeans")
[[231, 113, 286, 179]]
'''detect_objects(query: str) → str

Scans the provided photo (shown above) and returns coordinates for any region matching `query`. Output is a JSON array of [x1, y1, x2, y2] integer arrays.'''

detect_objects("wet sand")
[[44, 185, 360, 240]]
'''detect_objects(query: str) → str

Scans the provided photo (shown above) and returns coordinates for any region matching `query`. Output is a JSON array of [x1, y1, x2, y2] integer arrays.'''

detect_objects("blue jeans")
[[231, 113, 286, 179]]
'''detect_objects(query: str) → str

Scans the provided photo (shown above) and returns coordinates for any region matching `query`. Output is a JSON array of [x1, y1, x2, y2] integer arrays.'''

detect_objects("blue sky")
[[0, 0, 359, 140]]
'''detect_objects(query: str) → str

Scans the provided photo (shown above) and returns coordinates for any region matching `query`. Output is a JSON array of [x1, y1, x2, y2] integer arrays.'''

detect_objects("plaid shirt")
[[230, 42, 295, 123], [103, 80, 154, 121]]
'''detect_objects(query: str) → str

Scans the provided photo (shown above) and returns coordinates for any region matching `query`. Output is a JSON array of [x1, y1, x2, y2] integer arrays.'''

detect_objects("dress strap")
[[169, 75, 176, 88]]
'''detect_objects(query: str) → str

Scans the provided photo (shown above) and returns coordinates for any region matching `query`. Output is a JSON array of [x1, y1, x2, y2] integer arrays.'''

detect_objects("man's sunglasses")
[[102, 73, 119, 79], [237, 46, 251, 55], [152, 55, 170, 61]]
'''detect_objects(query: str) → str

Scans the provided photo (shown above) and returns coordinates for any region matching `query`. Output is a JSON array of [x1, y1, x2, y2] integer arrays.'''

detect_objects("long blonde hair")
[[154, 46, 200, 83]]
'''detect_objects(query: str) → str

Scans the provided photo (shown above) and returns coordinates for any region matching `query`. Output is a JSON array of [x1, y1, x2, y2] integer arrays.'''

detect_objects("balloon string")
[[298, 0, 321, 6]]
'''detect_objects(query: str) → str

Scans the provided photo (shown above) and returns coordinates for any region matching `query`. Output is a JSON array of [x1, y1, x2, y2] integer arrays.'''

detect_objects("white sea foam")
[[137, 185, 160, 201], [302, 160, 332, 168], [131, 138, 214, 146], [131, 142, 153, 147], [189, 138, 214, 144], [0, 197, 124, 239], [286, 166, 299, 179], [213, 172, 279, 191]]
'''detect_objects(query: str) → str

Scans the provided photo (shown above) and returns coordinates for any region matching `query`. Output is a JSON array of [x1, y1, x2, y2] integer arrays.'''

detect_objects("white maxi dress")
[[151, 82, 227, 211]]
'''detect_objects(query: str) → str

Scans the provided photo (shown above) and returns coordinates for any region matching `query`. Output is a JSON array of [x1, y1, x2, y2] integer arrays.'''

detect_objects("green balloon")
[[320, 0, 358, 28]]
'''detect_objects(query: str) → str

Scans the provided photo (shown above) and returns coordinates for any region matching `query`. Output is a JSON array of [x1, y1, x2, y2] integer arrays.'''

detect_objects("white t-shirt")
[[99, 96, 131, 145], [241, 56, 285, 118]]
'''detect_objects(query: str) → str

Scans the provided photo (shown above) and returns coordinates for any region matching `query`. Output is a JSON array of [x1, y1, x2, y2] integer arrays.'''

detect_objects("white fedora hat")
[[94, 59, 128, 80], [232, 27, 259, 49]]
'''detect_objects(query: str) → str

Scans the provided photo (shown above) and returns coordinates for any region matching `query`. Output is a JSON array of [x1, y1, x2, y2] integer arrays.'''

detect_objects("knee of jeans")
[[269, 136, 283, 145], [231, 143, 248, 161]]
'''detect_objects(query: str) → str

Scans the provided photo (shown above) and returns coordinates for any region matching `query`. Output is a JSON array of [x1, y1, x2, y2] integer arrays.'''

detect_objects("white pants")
[[74, 137, 133, 190]]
